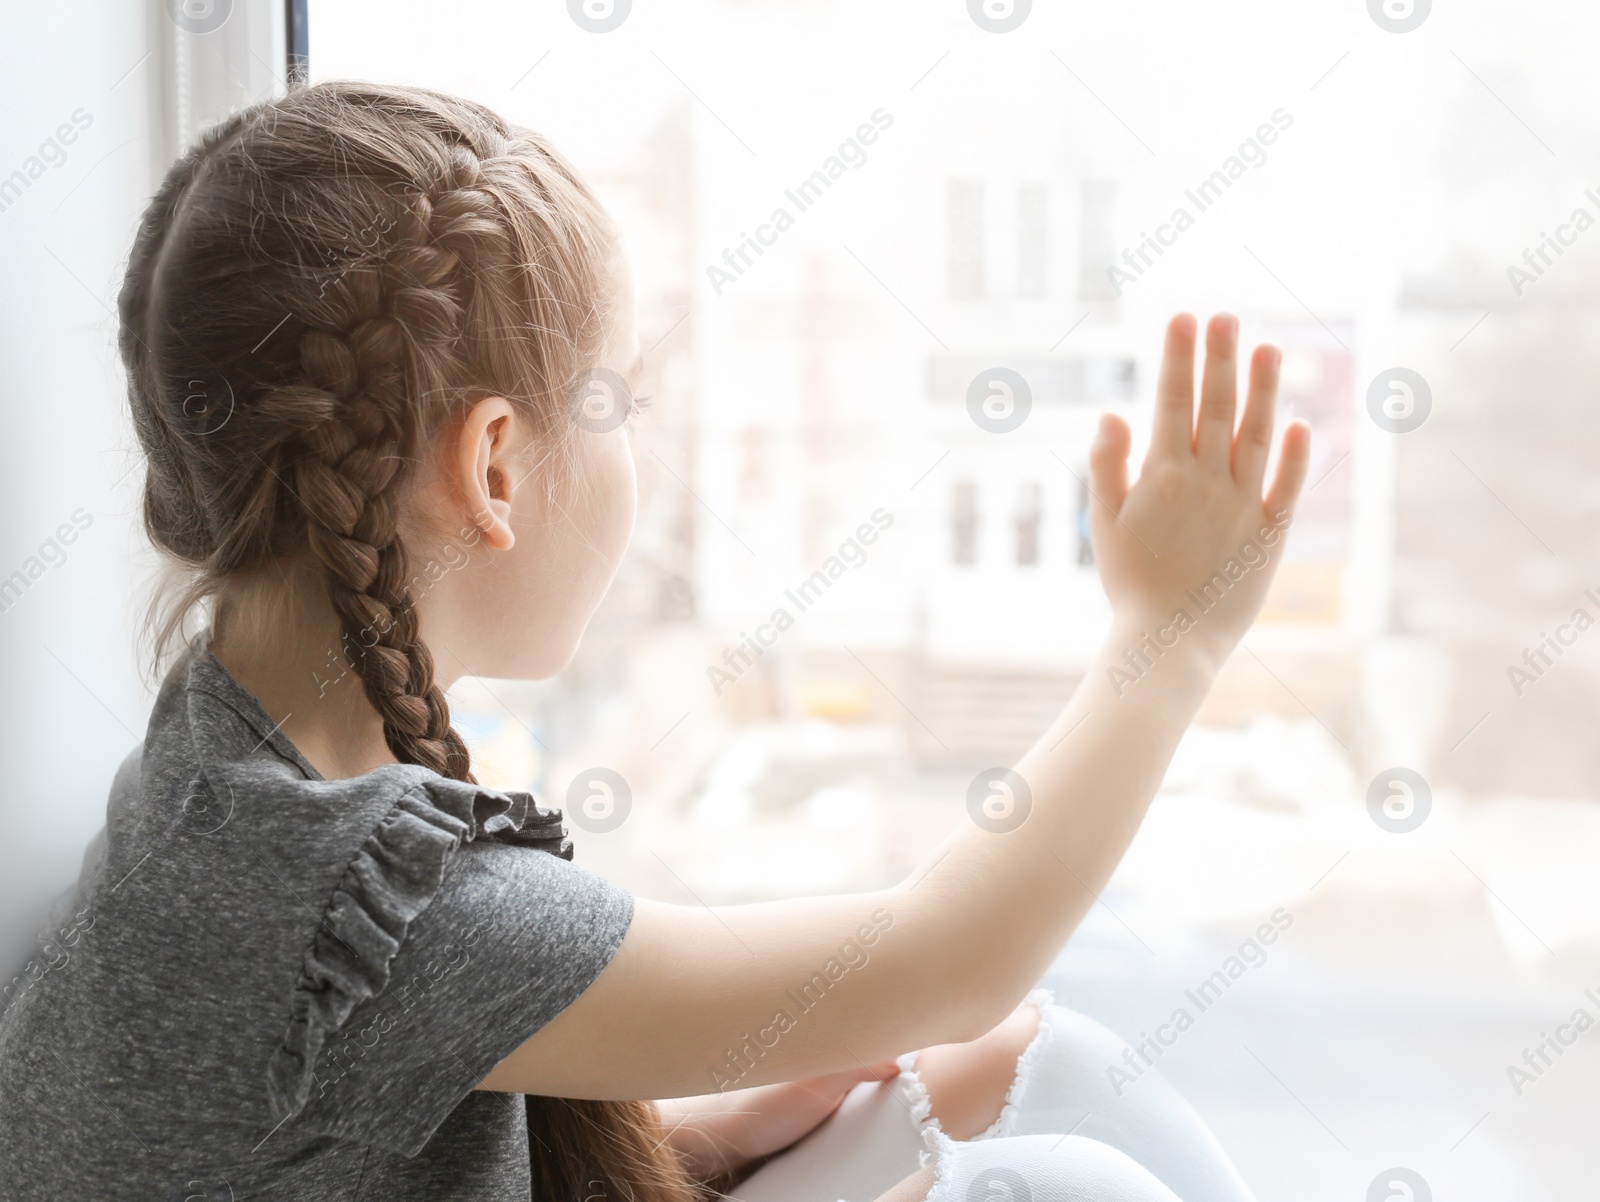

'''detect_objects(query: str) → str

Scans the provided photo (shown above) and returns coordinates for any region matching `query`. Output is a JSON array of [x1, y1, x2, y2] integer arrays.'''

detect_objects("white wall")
[[0, 0, 284, 964]]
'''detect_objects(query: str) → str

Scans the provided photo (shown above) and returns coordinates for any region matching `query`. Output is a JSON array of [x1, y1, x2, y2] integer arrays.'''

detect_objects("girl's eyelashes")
[[627, 392, 654, 420]]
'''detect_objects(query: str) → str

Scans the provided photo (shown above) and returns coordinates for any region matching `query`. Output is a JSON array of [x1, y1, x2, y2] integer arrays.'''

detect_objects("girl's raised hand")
[[1087, 312, 1312, 675]]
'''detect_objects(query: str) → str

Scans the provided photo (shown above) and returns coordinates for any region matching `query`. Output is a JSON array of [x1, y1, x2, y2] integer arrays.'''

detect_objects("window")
[[1017, 183, 1047, 298], [1077, 180, 1117, 303], [1015, 481, 1042, 566], [948, 180, 984, 300], [952, 479, 978, 565], [1074, 474, 1094, 565]]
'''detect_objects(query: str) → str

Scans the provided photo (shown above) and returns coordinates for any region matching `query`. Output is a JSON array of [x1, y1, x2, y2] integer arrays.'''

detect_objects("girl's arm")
[[478, 313, 1311, 1101]]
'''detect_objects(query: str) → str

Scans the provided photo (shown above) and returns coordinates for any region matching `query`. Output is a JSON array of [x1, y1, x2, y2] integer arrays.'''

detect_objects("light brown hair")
[[117, 79, 700, 1202]]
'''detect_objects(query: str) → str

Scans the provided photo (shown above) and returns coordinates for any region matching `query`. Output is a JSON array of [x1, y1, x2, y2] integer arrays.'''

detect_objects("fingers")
[[1148, 312, 1198, 460], [1088, 411, 1131, 520], [1264, 419, 1313, 520], [1195, 314, 1240, 465], [1149, 312, 1291, 497], [1232, 343, 1282, 488]]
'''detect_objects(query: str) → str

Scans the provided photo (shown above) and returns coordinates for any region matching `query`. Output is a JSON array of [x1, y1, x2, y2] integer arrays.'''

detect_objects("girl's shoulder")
[[139, 638, 570, 864], [141, 641, 580, 1107], [2, 640, 622, 1192]]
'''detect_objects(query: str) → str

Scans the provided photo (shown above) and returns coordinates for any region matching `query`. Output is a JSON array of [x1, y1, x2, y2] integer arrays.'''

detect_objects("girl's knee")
[[905, 995, 1043, 1141]]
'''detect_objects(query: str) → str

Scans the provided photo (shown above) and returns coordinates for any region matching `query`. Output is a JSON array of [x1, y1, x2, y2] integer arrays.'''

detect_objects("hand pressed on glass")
[[1088, 312, 1311, 677]]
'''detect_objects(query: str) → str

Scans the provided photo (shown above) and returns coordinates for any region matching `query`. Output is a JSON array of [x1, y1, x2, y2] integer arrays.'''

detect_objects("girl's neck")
[[208, 572, 400, 780]]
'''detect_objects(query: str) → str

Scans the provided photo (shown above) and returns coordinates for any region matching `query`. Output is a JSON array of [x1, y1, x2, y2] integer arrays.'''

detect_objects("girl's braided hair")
[[117, 80, 701, 1201], [120, 80, 618, 779]]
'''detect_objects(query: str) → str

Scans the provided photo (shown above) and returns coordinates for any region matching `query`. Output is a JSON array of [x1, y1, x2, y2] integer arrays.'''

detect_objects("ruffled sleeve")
[[264, 775, 619, 1149]]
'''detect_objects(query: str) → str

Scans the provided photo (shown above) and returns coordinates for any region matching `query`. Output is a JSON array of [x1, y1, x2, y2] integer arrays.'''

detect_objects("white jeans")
[[730, 989, 1254, 1202]]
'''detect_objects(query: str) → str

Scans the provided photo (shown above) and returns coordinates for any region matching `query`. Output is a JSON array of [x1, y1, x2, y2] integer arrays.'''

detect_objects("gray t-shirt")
[[0, 640, 636, 1200]]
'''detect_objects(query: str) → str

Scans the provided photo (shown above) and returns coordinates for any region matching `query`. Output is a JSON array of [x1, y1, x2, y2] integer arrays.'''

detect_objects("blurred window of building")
[[949, 179, 985, 300], [953, 478, 979, 566], [1018, 183, 1048, 299], [1015, 481, 1043, 566]]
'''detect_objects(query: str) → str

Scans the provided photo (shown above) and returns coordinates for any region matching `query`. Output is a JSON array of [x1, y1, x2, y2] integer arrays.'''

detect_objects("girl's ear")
[[455, 395, 520, 551]]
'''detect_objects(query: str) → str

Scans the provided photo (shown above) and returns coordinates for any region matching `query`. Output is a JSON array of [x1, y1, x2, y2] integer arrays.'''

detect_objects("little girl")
[[0, 82, 1309, 1202]]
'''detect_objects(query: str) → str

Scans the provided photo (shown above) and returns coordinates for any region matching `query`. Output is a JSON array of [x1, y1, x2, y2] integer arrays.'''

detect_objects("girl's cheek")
[[614, 438, 640, 546]]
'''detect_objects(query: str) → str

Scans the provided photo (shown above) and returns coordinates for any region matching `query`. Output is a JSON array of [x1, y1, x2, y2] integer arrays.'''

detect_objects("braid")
[[285, 154, 496, 782]]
